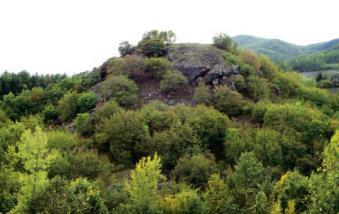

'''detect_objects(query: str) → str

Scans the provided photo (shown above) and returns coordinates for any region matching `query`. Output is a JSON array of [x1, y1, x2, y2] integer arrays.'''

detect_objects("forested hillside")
[[234, 35, 339, 66], [0, 31, 338, 213]]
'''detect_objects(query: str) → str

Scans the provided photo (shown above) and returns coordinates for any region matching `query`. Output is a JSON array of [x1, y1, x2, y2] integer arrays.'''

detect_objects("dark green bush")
[[141, 39, 167, 57], [212, 86, 248, 117], [213, 33, 235, 51], [144, 57, 171, 79], [99, 75, 139, 107], [75, 113, 94, 136], [77, 92, 97, 113], [173, 153, 218, 188], [160, 71, 188, 93]]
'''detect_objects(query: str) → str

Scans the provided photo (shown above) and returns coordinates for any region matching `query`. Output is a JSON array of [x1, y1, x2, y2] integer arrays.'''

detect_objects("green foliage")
[[160, 70, 188, 93], [141, 39, 167, 58], [14, 127, 57, 213], [204, 174, 235, 213], [75, 113, 93, 136], [42, 104, 58, 123], [193, 82, 211, 104], [212, 86, 248, 117], [140, 30, 176, 44], [229, 152, 270, 212], [99, 75, 139, 107], [275, 171, 309, 213], [119, 41, 134, 56], [124, 154, 164, 213], [144, 57, 171, 79], [186, 105, 231, 159], [149, 123, 200, 171], [94, 99, 122, 122], [96, 110, 149, 166], [77, 92, 97, 113], [246, 75, 270, 101], [58, 91, 79, 122], [173, 153, 218, 188], [213, 33, 235, 52], [161, 188, 207, 214]]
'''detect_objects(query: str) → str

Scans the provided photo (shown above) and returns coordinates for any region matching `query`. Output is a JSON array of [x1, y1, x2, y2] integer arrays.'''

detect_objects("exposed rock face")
[[168, 44, 227, 83], [168, 43, 238, 87]]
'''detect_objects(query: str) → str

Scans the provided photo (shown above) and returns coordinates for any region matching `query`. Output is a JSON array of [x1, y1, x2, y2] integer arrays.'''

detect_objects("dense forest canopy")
[[0, 30, 338, 213]]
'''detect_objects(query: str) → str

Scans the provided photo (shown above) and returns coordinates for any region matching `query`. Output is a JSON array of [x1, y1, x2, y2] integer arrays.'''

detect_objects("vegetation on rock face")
[[0, 30, 338, 213]]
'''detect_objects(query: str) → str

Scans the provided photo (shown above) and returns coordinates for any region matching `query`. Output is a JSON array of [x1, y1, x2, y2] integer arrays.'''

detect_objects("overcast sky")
[[0, 0, 338, 75]]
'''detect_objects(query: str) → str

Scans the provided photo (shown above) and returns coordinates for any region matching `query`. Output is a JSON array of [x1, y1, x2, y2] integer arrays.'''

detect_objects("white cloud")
[[0, 0, 338, 74]]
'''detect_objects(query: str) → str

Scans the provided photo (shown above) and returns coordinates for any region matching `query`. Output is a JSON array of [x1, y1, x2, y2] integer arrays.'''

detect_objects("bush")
[[187, 105, 231, 159], [149, 123, 200, 172], [141, 39, 167, 57], [77, 92, 97, 113], [194, 83, 211, 104], [95, 110, 149, 166], [42, 104, 58, 123], [173, 153, 218, 188], [213, 33, 235, 51], [212, 86, 248, 117], [118, 41, 134, 56], [160, 71, 188, 93], [99, 75, 139, 107], [58, 92, 79, 122], [94, 99, 122, 122], [75, 113, 93, 136], [246, 75, 270, 101], [144, 57, 171, 79], [69, 149, 112, 180]]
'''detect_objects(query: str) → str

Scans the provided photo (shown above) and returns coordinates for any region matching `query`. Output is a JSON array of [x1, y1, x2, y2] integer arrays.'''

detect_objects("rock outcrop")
[[168, 43, 239, 87]]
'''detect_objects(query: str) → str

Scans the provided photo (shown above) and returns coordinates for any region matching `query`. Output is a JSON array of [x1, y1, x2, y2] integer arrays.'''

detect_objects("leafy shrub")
[[144, 57, 171, 79], [187, 105, 231, 159], [77, 92, 97, 113], [78, 69, 101, 91], [213, 33, 235, 51], [246, 75, 270, 101], [272, 72, 302, 98], [69, 149, 112, 179], [193, 83, 211, 104], [94, 99, 122, 122], [141, 39, 167, 57], [75, 113, 93, 136], [173, 153, 218, 188], [95, 110, 149, 166], [42, 104, 58, 123], [58, 92, 79, 122], [149, 123, 200, 171], [240, 50, 261, 70], [212, 86, 248, 117], [118, 41, 134, 56], [99, 75, 138, 107], [160, 71, 188, 93]]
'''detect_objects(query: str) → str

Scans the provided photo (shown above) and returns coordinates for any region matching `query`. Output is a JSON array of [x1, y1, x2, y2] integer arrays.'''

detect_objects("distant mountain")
[[233, 35, 339, 61], [233, 35, 304, 61]]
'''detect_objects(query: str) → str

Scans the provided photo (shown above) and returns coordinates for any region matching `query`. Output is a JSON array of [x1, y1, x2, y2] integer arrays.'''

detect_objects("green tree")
[[213, 33, 235, 52], [96, 110, 149, 165], [99, 75, 139, 107], [212, 86, 248, 117], [124, 154, 165, 213], [229, 152, 270, 212], [14, 127, 57, 213], [94, 99, 122, 123], [173, 153, 218, 188], [75, 113, 94, 136], [58, 91, 79, 122], [204, 174, 235, 213], [144, 57, 172, 79], [77, 92, 97, 113]]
